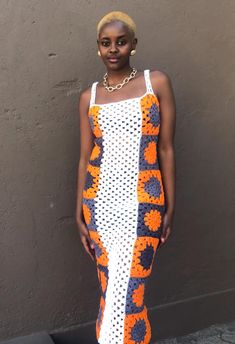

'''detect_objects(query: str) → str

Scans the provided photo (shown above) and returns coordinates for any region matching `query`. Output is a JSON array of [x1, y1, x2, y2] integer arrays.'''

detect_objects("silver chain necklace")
[[103, 67, 138, 92]]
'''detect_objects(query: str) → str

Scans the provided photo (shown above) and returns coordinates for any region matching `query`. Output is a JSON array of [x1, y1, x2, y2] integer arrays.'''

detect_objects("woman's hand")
[[158, 211, 174, 248], [76, 219, 96, 262]]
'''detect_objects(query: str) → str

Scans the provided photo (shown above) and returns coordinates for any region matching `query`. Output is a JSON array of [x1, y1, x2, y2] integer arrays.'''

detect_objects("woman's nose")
[[109, 43, 118, 53]]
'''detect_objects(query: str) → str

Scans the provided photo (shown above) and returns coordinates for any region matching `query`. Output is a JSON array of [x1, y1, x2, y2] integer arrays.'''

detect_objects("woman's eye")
[[117, 40, 126, 45], [100, 40, 126, 47]]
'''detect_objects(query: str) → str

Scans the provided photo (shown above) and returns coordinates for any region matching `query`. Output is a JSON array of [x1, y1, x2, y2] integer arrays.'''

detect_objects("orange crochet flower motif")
[[144, 209, 162, 232], [90, 144, 101, 161], [89, 105, 102, 138], [140, 94, 160, 135], [82, 164, 100, 199], [144, 141, 157, 164], [82, 203, 91, 225], [98, 270, 107, 294], [89, 231, 109, 267], [132, 283, 145, 307]]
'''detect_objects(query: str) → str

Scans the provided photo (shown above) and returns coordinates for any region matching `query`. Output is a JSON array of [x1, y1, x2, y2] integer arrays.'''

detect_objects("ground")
[[156, 320, 235, 343]]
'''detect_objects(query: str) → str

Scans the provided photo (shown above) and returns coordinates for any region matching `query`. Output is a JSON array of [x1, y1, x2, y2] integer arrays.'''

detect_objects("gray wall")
[[0, 0, 234, 341]]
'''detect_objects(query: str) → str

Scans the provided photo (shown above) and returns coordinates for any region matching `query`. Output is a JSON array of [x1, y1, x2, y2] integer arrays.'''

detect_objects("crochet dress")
[[82, 69, 166, 344]]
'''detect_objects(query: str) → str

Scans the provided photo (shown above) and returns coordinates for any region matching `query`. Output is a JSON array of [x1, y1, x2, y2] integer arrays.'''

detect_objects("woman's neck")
[[106, 65, 133, 85]]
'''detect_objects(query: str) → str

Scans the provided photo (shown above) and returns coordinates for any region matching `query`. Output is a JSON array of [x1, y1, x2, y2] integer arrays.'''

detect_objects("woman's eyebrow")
[[100, 34, 127, 40]]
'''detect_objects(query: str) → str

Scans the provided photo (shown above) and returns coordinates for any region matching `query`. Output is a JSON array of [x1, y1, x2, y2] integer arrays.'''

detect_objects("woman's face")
[[97, 21, 137, 71]]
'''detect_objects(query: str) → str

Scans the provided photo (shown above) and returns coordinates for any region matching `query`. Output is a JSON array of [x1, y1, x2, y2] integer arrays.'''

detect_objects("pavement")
[[1, 320, 235, 343], [156, 320, 235, 343]]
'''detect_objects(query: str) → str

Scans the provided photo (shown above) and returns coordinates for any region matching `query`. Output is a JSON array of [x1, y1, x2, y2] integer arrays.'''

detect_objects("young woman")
[[76, 11, 176, 344]]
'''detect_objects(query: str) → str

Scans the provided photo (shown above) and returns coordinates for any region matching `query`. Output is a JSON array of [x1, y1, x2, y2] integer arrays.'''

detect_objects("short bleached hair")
[[97, 11, 136, 39]]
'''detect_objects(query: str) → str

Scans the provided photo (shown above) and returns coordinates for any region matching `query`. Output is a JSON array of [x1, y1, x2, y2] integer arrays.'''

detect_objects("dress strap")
[[90, 81, 98, 107], [144, 69, 154, 94]]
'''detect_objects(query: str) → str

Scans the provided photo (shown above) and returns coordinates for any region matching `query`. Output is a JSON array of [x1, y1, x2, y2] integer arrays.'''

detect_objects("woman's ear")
[[132, 37, 138, 49]]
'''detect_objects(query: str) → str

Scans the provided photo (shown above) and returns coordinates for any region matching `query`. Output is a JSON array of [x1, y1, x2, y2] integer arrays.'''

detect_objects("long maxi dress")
[[82, 69, 166, 344]]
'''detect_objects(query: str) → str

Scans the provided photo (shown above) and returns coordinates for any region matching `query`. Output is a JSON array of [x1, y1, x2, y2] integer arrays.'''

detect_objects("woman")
[[76, 11, 176, 344]]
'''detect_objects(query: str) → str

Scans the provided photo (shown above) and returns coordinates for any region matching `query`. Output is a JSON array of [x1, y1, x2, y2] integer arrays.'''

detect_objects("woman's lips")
[[108, 57, 119, 63]]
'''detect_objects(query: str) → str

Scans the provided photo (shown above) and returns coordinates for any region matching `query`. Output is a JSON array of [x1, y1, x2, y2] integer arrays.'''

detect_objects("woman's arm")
[[76, 88, 96, 261], [152, 71, 176, 247]]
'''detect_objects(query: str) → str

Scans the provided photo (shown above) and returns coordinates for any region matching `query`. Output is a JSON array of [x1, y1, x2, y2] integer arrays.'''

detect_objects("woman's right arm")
[[76, 87, 95, 261]]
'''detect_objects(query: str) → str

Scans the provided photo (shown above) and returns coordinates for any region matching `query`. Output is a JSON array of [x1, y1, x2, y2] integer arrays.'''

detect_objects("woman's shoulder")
[[80, 79, 99, 97], [149, 69, 172, 84], [78, 84, 93, 109], [149, 69, 173, 94], [78, 82, 94, 103]]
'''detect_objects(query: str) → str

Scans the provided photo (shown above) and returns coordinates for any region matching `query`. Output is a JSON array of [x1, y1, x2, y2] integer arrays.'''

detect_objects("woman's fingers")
[[77, 221, 96, 261], [86, 236, 96, 260], [158, 212, 172, 248], [160, 226, 171, 246], [81, 235, 96, 261]]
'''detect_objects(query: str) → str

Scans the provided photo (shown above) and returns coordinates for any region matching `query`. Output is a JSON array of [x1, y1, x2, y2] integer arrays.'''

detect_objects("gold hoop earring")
[[130, 49, 136, 56], [97, 50, 101, 56]]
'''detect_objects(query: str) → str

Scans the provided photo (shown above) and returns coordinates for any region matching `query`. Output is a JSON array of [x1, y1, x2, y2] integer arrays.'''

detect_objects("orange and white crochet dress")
[[82, 69, 165, 344]]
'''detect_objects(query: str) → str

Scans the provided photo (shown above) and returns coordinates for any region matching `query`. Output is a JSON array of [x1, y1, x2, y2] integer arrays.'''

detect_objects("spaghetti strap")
[[90, 81, 98, 107], [144, 69, 154, 94]]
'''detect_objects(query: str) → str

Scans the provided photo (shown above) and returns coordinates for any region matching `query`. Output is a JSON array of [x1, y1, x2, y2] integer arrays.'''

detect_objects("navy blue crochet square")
[[97, 264, 109, 299], [137, 203, 165, 238], [82, 198, 97, 232], [125, 277, 146, 314], [139, 135, 159, 171]]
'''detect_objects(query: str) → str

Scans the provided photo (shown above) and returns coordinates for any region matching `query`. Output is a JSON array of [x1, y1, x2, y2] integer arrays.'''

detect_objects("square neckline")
[[91, 91, 158, 108], [90, 69, 159, 108]]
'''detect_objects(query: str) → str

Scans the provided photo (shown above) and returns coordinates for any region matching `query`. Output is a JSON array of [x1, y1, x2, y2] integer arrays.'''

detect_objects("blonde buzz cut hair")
[[97, 11, 136, 39]]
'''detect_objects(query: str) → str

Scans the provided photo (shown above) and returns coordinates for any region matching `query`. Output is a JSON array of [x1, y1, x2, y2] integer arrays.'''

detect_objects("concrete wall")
[[0, 0, 234, 341]]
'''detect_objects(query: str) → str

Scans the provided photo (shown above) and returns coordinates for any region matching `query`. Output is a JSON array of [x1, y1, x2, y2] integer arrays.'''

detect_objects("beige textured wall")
[[0, 0, 234, 341]]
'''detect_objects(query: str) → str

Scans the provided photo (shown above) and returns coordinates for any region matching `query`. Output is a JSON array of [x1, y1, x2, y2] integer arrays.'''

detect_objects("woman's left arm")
[[152, 71, 176, 247]]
